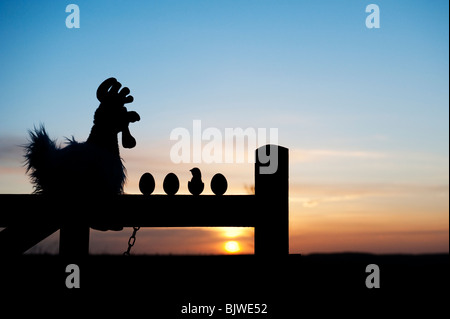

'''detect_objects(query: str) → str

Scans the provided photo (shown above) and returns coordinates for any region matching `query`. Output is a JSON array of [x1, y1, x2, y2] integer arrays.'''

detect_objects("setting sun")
[[224, 241, 240, 254]]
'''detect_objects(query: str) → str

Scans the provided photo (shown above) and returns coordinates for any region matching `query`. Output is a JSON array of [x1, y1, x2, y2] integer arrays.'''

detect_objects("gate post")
[[255, 145, 289, 255]]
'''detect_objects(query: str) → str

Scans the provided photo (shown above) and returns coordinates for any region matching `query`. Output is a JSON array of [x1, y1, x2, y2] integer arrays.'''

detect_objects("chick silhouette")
[[188, 167, 204, 196]]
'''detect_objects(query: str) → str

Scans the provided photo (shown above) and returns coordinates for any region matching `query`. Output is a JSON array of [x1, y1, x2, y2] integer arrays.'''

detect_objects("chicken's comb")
[[96, 77, 134, 105]]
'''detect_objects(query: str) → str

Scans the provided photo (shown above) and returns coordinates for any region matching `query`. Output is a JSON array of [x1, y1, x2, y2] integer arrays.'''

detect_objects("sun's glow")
[[224, 241, 241, 253], [219, 227, 244, 238]]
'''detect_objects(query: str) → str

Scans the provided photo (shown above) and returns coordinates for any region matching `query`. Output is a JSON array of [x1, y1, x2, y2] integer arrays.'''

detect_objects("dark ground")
[[1, 253, 448, 317]]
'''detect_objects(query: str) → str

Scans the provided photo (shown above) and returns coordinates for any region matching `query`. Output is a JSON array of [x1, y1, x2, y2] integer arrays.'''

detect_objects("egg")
[[139, 172, 155, 195], [163, 173, 180, 195], [211, 173, 228, 196]]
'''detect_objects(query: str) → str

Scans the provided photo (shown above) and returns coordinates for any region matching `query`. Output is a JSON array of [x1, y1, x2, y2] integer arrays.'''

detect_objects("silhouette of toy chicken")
[[24, 77, 140, 230], [188, 168, 204, 196]]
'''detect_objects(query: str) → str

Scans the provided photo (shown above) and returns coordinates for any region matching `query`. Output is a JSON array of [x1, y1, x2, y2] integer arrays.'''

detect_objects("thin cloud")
[[290, 148, 387, 163], [290, 182, 449, 208], [0, 135, 26, 162]]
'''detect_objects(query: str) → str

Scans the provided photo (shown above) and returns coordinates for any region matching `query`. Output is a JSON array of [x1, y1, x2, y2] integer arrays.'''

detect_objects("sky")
[[0, 0, 448, 255]]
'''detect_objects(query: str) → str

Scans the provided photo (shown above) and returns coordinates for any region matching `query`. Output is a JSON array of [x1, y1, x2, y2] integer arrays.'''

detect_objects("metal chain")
[[123, 226, 140, 256]]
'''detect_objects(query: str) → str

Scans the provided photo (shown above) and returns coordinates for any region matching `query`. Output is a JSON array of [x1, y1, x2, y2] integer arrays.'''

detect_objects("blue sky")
[[1, 0, 448, 149], [0, 1, 448, 254]]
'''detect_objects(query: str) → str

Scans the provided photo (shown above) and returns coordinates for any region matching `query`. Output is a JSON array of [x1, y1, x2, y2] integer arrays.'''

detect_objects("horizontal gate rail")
[[0, 194, 258, 228]]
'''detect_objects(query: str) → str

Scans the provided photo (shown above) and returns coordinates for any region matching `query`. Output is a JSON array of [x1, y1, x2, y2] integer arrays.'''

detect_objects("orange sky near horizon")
[[15, 165, 448, 256]]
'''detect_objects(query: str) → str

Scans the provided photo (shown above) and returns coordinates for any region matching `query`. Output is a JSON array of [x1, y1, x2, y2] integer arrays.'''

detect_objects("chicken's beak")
[[122, 127, 136, 148], [121, 111, 140, 149]]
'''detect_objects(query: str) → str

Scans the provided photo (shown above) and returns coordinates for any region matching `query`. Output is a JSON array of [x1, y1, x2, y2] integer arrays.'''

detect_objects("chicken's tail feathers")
[[24, 125, 59, 194]]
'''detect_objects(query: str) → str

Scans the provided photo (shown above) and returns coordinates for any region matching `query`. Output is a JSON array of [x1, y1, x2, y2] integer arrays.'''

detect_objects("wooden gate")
[[0, 145, 288, 256]]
